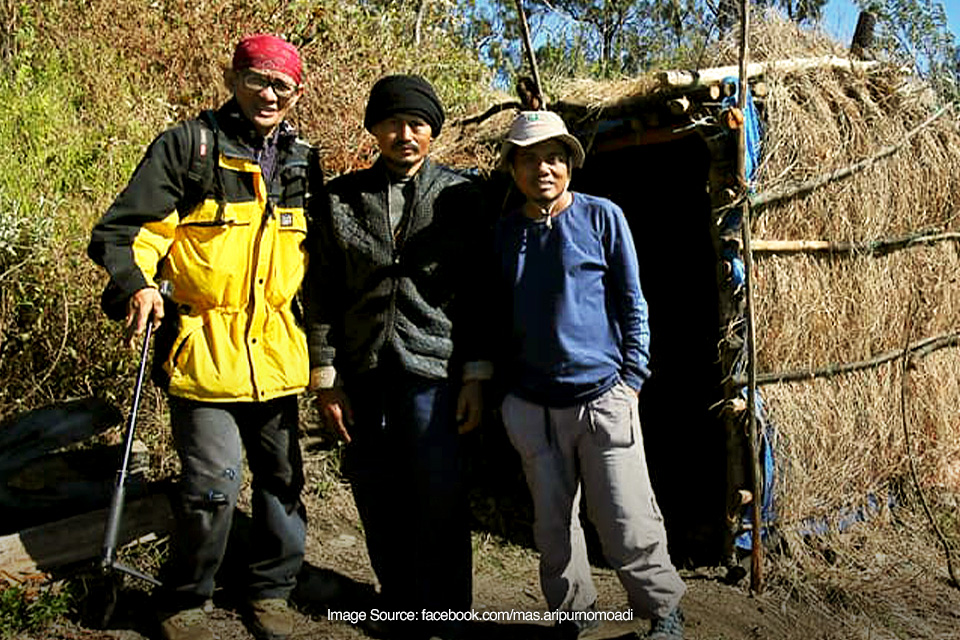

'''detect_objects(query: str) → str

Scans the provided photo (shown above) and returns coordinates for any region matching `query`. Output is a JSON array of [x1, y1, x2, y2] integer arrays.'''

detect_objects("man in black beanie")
[[304, 75, 490, 640]]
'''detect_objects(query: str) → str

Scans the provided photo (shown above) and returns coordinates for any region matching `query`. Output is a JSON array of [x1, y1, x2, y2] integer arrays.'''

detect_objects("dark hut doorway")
[[573, 132, 726, 567]]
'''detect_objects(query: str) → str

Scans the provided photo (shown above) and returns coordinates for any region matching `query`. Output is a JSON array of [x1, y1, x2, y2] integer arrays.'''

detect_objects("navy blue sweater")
[[493, 192, 651, 407]]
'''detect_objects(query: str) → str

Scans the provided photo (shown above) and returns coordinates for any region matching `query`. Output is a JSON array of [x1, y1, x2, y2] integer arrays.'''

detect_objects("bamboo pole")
[[736, 0, 764, 594], [657, 56, 879, 88], [513, 0, 546, 108], [751, 230, 960, 254]]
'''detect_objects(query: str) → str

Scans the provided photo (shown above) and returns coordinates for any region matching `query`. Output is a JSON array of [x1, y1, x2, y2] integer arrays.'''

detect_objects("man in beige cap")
[[489, 111, 686, 640]]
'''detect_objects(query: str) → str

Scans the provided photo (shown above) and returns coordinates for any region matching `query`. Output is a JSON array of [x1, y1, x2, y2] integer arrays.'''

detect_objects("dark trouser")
[[343, 362, 472, 614], [163, 395, 306, 610]]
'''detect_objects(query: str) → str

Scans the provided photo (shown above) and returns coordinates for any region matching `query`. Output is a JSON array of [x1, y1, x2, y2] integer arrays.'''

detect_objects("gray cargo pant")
[[163, 395, 306, 610], [501, 381, 685, 619]]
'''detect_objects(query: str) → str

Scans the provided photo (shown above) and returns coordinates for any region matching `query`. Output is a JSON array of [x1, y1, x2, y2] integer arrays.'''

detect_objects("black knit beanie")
[[363, 74, 445, 136]]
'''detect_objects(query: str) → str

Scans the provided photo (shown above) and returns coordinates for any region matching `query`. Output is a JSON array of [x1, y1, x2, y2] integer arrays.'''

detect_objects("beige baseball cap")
[[498, 110, 586, 170]]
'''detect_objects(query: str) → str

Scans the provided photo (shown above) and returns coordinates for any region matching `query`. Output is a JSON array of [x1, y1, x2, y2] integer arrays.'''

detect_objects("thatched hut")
[[440, 14, 960, 576]]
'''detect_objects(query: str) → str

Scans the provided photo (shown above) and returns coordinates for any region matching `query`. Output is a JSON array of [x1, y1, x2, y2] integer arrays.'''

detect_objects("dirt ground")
[[17, 422, 960, 640]]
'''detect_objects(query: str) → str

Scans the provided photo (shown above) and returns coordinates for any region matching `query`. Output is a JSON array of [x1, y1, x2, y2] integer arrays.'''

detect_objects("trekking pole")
[[100, 316, 163, 588]]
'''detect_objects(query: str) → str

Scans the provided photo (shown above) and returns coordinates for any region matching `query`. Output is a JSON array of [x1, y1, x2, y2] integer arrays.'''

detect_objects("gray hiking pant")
[[164, 395, 306, 609], [501, 381, 686, 620]]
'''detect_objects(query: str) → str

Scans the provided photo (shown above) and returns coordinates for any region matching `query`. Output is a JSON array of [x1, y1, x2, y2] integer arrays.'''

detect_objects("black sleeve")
[[303, 181, 343, 370], [87, 122, 194, 315]]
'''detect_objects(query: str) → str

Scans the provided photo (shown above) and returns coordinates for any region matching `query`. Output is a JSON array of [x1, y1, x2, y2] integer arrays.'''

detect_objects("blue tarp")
[[798, 492, 899, 537], [734, 390, 778, 551], [718, 77, 762, 297], [721, 76, 763, 187]]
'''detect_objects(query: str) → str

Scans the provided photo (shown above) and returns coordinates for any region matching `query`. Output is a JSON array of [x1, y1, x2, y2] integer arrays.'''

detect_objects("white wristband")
[[310, 366, 338, 390]]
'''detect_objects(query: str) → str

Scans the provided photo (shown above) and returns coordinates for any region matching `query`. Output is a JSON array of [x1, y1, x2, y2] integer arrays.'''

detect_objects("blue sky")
[[519, 1, 959, 51], [822, 0, 959, 43]]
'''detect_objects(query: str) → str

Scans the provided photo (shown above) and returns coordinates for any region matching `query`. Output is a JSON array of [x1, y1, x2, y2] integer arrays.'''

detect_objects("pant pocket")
[[586, 383, 636, 448]]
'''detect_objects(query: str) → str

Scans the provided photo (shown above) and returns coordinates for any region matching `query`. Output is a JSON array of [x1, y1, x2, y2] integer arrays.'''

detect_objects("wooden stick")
[[899, 302, 960, 590], [748, 105, 951, 211], [850, 10, 877, 60], [751, 230, 960, 254], [735, 0, 763, 595], [513, 0, 546, 109], [453, 100, 522, 128], [658, 55, 879, 89], [734, 330, 960, 386]]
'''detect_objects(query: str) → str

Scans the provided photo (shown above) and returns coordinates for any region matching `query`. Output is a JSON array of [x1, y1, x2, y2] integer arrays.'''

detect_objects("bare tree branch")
[[415, 0, 428, 46]]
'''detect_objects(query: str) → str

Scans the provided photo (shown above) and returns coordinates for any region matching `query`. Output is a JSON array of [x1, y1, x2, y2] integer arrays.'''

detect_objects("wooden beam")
[[751, 239, 832, 252], [667, 95, 691, 115], [735, 0, 764, 596], [0, 492, 173, 581], [751, 231, 960, 254], [453, 100, 522, 128], [658, 56, 880, 89]]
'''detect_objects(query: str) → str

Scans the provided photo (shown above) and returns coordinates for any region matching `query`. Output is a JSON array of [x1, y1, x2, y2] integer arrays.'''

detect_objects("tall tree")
[[858, 0, 959, 103], [544, 0, 638, 72], [455, 0, 840, 88]]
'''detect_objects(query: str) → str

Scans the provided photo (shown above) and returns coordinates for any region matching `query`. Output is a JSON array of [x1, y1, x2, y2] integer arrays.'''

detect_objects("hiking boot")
[[245, 598, 295, 640], [159, 607, 215, 640], [646, 606, 685, 640]]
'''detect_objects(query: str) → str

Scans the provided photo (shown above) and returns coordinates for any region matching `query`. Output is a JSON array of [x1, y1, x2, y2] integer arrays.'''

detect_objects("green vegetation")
[[0, 0, 497, 414], [859, 0, 960, 102], [0, 583, 74, 638], [0, 30, 140, 412]]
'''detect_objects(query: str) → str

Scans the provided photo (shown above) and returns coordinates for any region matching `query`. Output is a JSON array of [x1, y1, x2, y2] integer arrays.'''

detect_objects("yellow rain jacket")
[[88, 101, 320, 402]]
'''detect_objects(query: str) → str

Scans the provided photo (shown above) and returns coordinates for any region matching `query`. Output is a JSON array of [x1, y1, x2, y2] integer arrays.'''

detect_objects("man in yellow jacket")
[[88, 34, 320, 640]]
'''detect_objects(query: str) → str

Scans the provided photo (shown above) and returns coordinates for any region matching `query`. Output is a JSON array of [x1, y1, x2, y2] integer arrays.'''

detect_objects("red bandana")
[[232, 34, 302, 85]]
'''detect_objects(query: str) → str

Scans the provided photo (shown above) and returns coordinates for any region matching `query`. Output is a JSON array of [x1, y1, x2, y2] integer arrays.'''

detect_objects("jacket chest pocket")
[[168, 202, 254, 307], [266, 208, 308, 305]]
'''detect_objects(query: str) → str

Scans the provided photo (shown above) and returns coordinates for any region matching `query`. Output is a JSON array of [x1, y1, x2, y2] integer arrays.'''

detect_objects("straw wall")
[[750, 58, 960, 534]]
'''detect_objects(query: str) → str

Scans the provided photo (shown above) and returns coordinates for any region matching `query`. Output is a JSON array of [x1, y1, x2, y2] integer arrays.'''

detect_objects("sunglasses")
[[241, 71, 299, 98]]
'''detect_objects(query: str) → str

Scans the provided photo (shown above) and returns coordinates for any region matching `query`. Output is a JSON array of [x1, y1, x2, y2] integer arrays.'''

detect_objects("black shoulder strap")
[[182, 110, 226, 221]]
